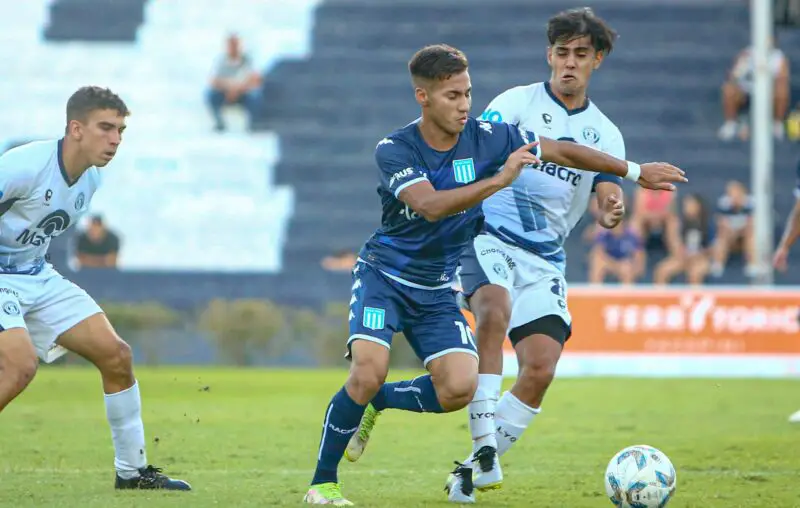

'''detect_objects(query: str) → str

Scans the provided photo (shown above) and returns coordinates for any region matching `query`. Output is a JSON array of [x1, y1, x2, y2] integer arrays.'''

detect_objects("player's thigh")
[[508, 258, 571, 361], [405, 288, 478, 369], [0, 274, 50, 362], [345, 261, 404, 376], [406, 289, 478, 406], [25, 270, 114, 365], [55, 312, 130, 370], [0, 327, 38, 381]]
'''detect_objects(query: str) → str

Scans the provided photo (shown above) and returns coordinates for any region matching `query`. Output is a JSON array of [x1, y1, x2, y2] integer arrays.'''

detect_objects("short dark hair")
[[408, 44, 469, 84], [547, 7, 617, 55], [66, 86, 130, 124]]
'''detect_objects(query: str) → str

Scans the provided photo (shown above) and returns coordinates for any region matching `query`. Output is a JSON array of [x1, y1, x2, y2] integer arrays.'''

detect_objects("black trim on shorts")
[[508, 314, 571, 346]]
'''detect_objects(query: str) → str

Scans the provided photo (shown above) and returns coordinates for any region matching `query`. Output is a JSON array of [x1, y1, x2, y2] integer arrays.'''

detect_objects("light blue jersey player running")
[[303, 43, 686, 506], [446, 8, 678, 503]]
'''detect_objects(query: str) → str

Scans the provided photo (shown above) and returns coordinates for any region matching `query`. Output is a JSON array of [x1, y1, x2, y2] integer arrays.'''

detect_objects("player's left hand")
[[598, 194, 625, 229], [638, 162, 687, 191]]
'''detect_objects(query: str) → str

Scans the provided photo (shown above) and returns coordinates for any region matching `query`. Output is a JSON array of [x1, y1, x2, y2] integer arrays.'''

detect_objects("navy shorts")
[[347, 261, 478, 367]]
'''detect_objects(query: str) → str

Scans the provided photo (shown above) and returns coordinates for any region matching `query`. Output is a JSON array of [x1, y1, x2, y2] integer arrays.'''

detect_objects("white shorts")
[[0, 265, 102, 363], [459, 233, 572, 333]]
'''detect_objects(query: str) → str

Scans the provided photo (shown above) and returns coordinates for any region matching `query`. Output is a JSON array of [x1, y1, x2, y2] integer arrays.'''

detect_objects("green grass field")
[[1, 367, 799, 507]]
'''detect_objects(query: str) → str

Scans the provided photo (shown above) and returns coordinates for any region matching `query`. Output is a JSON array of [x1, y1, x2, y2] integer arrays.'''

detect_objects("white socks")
[[105, 380, 147, 479], [468, 374, 503, 453], [495, 390, 539, 456]]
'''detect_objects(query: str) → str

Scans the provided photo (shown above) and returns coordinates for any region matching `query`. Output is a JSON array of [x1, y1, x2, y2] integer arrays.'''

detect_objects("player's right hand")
[[637, 162, 688, 191], [773, 246, 789, 272], [498, 141, 540, 187]]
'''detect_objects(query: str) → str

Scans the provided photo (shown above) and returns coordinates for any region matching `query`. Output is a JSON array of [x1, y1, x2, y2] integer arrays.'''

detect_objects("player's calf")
[[514, 356, 557, 409], [0, 328, 38, 412], [490, 324, 563, 458], [56, 313, 190, 490]]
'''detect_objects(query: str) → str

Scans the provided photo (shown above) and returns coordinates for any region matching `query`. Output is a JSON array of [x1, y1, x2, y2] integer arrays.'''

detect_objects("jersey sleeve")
[[375, 138, 430, 198], [486, 122, 541, 169], [0, 150, 35, 203], [593, 125, 626, 188], [479, 87, 524, 126]]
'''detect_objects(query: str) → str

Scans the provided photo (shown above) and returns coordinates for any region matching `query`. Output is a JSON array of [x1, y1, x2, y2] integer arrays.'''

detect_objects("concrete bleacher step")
[[263, 0, 800, 292]]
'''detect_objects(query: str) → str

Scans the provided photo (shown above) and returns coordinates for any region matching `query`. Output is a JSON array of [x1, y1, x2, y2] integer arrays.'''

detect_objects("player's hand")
[[598, 193, 625, 229], [773, 246, 790, 272], [637, 162, 688, 191], [497, 141, 540, 187]]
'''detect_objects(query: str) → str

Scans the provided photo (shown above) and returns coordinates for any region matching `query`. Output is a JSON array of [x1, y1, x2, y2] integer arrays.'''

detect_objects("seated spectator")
[[321, 250, 357, 272], [711, 180, 755, 277], [630, 187, 680, 253], [718, 37, 790, 141], [654, 194, 712, 285], [74, 215, 120, 269], [206, 34, 263, 132], [588, 219, 645, 285]]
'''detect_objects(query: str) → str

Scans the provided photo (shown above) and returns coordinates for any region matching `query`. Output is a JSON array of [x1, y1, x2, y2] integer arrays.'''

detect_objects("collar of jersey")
[[57, 138, 79, 188], [544, 81, 590, 116]]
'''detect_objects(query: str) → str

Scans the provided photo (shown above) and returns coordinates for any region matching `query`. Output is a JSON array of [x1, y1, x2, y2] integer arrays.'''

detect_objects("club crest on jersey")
[[74, 192, 85, 211], [582, 126, 600, 145], [362, 307, 386, 331], [453, 158, 476, 184], [2, 301, 20, 316]]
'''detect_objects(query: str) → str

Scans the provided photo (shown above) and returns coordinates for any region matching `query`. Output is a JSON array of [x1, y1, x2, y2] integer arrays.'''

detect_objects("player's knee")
[[97, 337, 134, 380], [476, 304, 511, 340], [347, 362, 387, 402], [435, 374, 477, 412], [0, 347, 37, 391]]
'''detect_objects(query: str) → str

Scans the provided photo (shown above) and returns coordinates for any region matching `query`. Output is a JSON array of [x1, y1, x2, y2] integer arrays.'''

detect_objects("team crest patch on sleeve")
[[362, 307, 386, 330], [453, 158, 476, 184]]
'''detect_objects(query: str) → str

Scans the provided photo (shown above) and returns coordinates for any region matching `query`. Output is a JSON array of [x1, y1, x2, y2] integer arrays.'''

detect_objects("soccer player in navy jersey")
[[303, 44, 686, 505]]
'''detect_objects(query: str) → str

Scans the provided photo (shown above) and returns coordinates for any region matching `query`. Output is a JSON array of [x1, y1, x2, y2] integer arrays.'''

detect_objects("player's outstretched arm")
[[538, 137, 687, 191], [773, 198, 800, 271], [399, 141, 540, 222]]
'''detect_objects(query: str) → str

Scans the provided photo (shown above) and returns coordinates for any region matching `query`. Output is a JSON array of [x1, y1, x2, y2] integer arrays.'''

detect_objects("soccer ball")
[[604, 444, 676, 507]]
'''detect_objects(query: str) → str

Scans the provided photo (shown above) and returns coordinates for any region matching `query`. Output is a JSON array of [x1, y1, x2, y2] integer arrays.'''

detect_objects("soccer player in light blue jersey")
[[0, 86, 189, 491], [303, 43, 686, 505], [446, 9, 656, 502]]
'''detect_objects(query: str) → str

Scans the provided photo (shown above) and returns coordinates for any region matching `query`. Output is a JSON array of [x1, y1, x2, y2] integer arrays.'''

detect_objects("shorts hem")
[[422, 347, 478, 368], [345, 334, 391, 361]]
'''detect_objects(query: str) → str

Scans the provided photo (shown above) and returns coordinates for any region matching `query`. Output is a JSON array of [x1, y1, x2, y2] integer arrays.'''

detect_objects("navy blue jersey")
[[358, 118, 540, 287]]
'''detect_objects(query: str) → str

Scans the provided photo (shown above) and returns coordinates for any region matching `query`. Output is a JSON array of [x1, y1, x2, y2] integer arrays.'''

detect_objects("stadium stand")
[[263, 0, 800, 288], [0, 0, 798, 311]]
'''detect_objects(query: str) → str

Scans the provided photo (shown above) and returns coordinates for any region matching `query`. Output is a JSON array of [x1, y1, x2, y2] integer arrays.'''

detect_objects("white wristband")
[[624, 161, 641, 182]]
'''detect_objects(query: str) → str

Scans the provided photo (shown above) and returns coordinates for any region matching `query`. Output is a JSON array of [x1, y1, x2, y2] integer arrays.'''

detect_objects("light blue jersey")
[[479, 81, 625, 272]]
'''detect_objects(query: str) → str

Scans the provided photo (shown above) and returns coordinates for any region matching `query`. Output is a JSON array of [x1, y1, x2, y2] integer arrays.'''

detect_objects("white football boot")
[[445, 446, 503, 503]]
